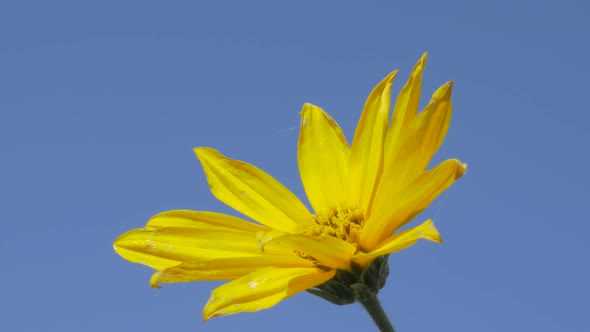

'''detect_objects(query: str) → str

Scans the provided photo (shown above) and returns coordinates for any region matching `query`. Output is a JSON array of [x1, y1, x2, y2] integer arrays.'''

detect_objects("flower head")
[[114, 53, 466, 321]]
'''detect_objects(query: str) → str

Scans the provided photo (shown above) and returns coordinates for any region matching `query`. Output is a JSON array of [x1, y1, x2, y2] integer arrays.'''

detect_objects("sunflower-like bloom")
[[114, 54, 466, 321]]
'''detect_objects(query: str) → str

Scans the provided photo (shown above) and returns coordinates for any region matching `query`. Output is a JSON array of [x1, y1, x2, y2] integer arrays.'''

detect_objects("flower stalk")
[[308, 256, 395, 331], [353, 283, 396, 332]]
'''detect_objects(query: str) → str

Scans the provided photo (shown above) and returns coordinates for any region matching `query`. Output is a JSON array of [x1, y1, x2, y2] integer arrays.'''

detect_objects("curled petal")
[[203, 267, 335, 321], [360, 159, 466, 250], [352, 219, 442, 267]]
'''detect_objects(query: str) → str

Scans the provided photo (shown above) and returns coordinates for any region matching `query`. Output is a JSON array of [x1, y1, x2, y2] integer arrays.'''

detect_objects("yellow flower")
[[114, 53, 466, 321]]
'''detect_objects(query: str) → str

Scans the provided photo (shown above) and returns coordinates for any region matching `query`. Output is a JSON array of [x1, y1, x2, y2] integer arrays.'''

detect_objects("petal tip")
[[385, 69, 399, 82], [435, 81, 454, 100], [299, 103, 315, 121], [457, 162, 468, 179], [202, 310, 212, 322], [414, 53, 428, 72], [419, 52, 428, 64], [425, 220, 444, 243], [300, 103, 322, 116], [193, 147, 213, 159], [203, 295, 221, 322], [150, 272, 163, 289], [449, 159, 467, 179]]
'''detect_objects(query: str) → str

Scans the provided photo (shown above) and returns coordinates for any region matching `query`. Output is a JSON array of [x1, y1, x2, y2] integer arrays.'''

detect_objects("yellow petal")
[[150, 255, 315, 287], [407, 82, 454, 173], [352, 219, 442, 267], [360, 159, 466, 250], [375, 81, 454, 200], [203, 267, 335, 321], [113, 210, 270, 271], [385, 52, 428, 164], [195, 148, 311, 233], [348, 70, 397, 214], [298, 104, 350, 214], [147, 210, 268, 233], [262, 233, 356, 270], [255, 229, 288, 250]]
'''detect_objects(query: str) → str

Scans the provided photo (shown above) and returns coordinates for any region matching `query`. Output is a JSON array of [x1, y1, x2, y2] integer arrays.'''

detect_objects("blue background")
[[1, 1, 588, 331]]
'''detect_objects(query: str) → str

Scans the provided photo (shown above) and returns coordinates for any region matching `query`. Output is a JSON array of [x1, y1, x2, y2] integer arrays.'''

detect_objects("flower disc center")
[[301, 205, 365, 246]]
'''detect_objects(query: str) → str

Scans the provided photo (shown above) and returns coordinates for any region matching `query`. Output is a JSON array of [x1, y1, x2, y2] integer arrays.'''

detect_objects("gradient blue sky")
[[1, 1, 588, 331]]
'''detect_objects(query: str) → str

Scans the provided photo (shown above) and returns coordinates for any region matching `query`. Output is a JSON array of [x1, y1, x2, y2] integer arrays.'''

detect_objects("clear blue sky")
[[1, 1, 588, 331]]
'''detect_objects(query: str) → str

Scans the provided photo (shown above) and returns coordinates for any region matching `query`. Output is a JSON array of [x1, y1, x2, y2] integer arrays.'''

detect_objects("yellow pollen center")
[[300, 205, 365, 247]]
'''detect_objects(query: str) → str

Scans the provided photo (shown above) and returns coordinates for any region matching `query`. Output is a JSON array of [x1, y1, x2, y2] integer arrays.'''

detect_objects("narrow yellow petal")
[[375, 81, 454, 201], [150, 256, 315, 287], [352, 219, 442, 267], [195, 148, 311, 233], [410, 82, 454, 169], [147, 210, 268, 233], [385, 52, 428, 164], [348, 70, 397, 213], [360, 159, 466, 250], [262, 233, 356, 270], [298, 104, 350, 214], [203, 267, 335, 321], [113, 211, 270, 270]]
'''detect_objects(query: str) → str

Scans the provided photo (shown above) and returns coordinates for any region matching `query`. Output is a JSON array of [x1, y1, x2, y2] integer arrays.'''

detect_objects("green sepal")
[[361, 255, 389, 293], [377, 255, 390, 290], [306, 288, 352, 305], [308, 255, 390, 306]]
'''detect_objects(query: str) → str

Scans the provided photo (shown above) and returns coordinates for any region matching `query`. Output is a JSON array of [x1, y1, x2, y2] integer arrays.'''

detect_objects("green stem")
[[352, 284, 396, 332]]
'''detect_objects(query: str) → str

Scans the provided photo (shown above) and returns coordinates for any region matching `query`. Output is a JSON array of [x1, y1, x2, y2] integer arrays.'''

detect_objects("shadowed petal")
[[348, 70, 397, 214], [203, 267, 335, 321], [352, 219, 442, 267], [195, 148, 311, 233], [150, 256, 315, 287], [360, 159, 466, 250], [262, 233, 357, 270], [298, 104, 350, 214]]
